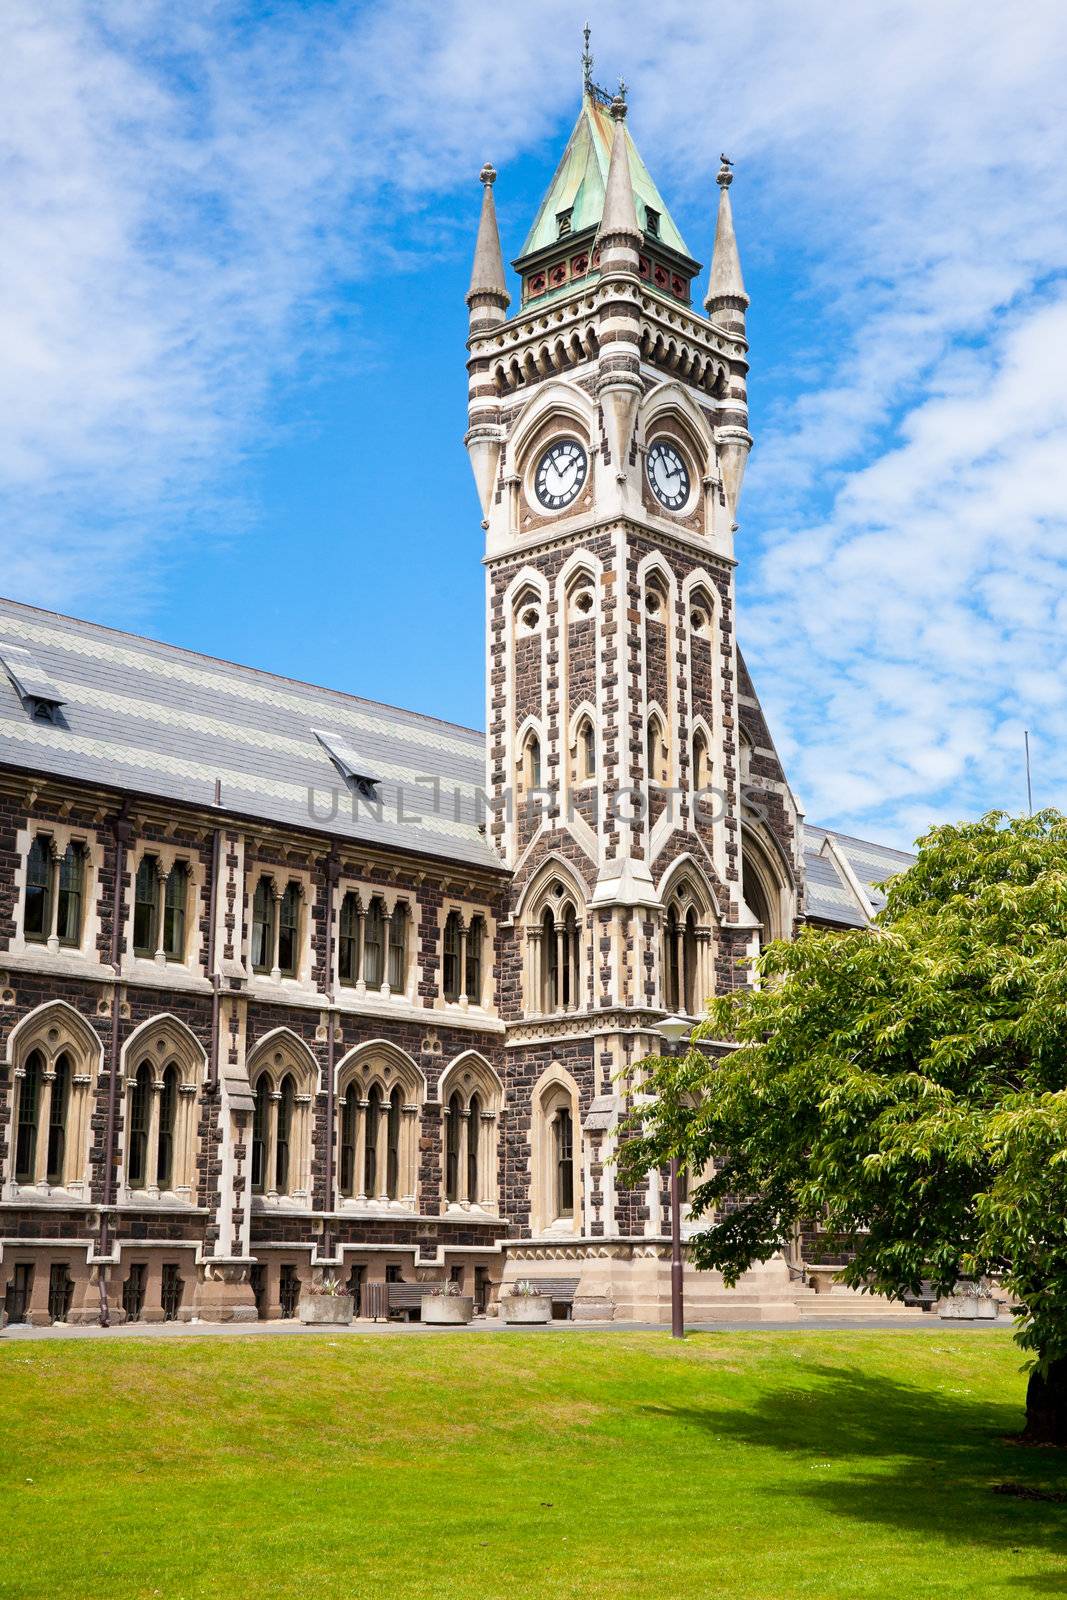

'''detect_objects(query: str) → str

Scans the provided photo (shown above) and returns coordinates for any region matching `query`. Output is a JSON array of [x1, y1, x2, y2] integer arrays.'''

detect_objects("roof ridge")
[[0, 593, 484, 742], [806, 822, 915, 859]]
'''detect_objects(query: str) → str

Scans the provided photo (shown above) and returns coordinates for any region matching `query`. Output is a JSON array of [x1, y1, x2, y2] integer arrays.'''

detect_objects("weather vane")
[[581, 23, 617, 106]]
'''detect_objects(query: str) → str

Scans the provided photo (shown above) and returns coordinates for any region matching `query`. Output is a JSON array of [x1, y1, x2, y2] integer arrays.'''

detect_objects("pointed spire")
[[705, 155, 748, 320], [466, 162, 510, 330], [596, 91, 642, 263]]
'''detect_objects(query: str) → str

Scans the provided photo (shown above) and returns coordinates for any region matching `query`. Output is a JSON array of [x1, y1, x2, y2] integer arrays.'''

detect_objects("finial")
[[717, 153, 734, 189], [582, 22, 593, 92], [610, 90, 627, 122], [479, 161, 497, 187], [618, 77, 628, 102]]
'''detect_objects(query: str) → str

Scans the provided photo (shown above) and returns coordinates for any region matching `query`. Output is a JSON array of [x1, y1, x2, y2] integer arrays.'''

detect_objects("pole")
[[670, 1153, 684, 1339], [1025, 730, 1033, 816]]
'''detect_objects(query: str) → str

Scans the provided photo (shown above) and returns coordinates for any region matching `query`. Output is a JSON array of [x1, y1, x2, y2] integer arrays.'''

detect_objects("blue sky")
[[3, 1, 1066, 847]]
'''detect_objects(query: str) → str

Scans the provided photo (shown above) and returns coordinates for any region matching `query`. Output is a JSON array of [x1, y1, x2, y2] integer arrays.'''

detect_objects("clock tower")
[[465, 67, 803, 1297]]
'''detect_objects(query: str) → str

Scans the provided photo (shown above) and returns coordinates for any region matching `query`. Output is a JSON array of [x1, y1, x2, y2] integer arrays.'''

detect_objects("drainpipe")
[[322, 851, 341, 1263], [98, 798, 132, 1327], [207, 780, 223, 1093]]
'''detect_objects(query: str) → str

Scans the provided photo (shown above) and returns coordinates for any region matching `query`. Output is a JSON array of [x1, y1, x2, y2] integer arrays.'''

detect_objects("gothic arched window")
[[46, 1054, 71, 1184], [660, 876, 715, 1016], [336, 1045, 424, 1209], [275, 1073, 295, 1193], [364, 1084, 381, 1198], [467, 1092, 481, 1202], [156, 1064, 179, 1189], [646, 712, 665, 786], [445, 1091, 462, 1204], [251, 1076, 269, 1192], [14, 1049, 41, 1182], [247, 1034, 314, 1204], [693, 729, 710, 793], [525, 732, 542, 791], [554, 1106, 574, 1218], [127, 1064, 152, 1189], [438, 1052, 502, 1213], [8, 1005, 103, 1196], [340, 1088, 359, 1196], [573, 715, 596, 783], [538, 889, 582, 1014], [386, 1087, 403, 1200], [531, 1069, 581, 1233]]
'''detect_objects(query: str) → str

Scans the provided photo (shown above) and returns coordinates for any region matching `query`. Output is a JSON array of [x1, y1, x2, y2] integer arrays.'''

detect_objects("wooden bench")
[[360, 1281, 433, 1322], [521, 1277, 580, 1319]]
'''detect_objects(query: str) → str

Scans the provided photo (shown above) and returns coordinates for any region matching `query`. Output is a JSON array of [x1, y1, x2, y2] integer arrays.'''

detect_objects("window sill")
[[1, 944, 104, 979], [121, 956, 211, 992], [434, 998, 497, 1021], [118, 1189, 197, 1210], [2, 1181, 90, 1205]]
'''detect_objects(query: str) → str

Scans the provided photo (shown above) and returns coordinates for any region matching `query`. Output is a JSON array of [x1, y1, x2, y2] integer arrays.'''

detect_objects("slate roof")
[[0, 596, 500, 872], [0, 595, 915, 906], [802, 824, 915, 928]]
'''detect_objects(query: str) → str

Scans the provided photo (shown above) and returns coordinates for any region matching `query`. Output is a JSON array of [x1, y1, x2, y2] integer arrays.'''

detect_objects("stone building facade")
[[0, 80, 911, 1327]]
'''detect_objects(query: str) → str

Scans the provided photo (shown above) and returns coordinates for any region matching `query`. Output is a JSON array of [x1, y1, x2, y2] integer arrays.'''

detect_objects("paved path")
[[0, 1313, 1016, 1342]]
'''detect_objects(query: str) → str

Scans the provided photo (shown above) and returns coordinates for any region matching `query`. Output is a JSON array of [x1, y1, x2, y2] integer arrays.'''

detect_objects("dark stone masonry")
[[0, 80, 903, 1329]]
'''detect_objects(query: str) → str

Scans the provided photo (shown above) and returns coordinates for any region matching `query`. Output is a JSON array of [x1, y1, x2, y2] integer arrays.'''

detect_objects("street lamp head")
[[656, 1014, 693, 1050]]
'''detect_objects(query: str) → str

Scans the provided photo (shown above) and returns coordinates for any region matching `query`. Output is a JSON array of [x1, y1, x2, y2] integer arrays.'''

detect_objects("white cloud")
[[0, 0, 1065, 843]]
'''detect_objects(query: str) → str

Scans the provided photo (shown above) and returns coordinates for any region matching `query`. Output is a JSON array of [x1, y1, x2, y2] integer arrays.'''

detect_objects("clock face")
[[646, 440, 691, 511], [534, 438, 588, 511]]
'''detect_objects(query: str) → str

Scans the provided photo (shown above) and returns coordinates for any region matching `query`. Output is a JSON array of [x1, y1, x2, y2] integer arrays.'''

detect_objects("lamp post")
[[655, 1013, 692, 1340]]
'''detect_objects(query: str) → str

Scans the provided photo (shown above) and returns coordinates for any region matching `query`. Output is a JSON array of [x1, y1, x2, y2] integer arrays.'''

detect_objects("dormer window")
[[313, 731, 381, 802], [556, 207, 574, 239], [645, 207, 660, 238], [0, 643, 65, 724]]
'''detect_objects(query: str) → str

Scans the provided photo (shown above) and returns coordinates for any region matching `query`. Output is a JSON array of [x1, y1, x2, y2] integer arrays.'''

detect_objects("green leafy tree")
[[619, 811, 1067, 1444]]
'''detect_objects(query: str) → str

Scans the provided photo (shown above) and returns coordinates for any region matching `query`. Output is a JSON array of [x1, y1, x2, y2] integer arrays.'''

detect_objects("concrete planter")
[[938, 1295, 997, 1321], [298, 1293, 354, 1326], [421, 1294, 474, 1326], [500, 1294, 552, 1325]]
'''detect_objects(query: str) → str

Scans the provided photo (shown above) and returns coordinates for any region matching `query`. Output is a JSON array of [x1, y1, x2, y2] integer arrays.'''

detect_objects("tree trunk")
[[1022, 1358, 1067, 1446]]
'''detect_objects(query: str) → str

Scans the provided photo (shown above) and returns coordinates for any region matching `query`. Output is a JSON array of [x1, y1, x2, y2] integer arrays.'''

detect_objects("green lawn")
[[1, 1328, 1064, 1599]]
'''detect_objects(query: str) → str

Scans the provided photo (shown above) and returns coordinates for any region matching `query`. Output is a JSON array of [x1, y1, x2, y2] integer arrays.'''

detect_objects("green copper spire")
[[516, 91, 692, 266]]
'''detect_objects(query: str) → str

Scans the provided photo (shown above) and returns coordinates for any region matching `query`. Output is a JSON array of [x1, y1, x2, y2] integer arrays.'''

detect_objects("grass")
[[1, 1327, 1065, 1599]]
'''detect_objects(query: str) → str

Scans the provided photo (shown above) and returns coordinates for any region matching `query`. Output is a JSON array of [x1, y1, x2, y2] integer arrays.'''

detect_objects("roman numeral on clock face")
[[533, 438, 588, 512]]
